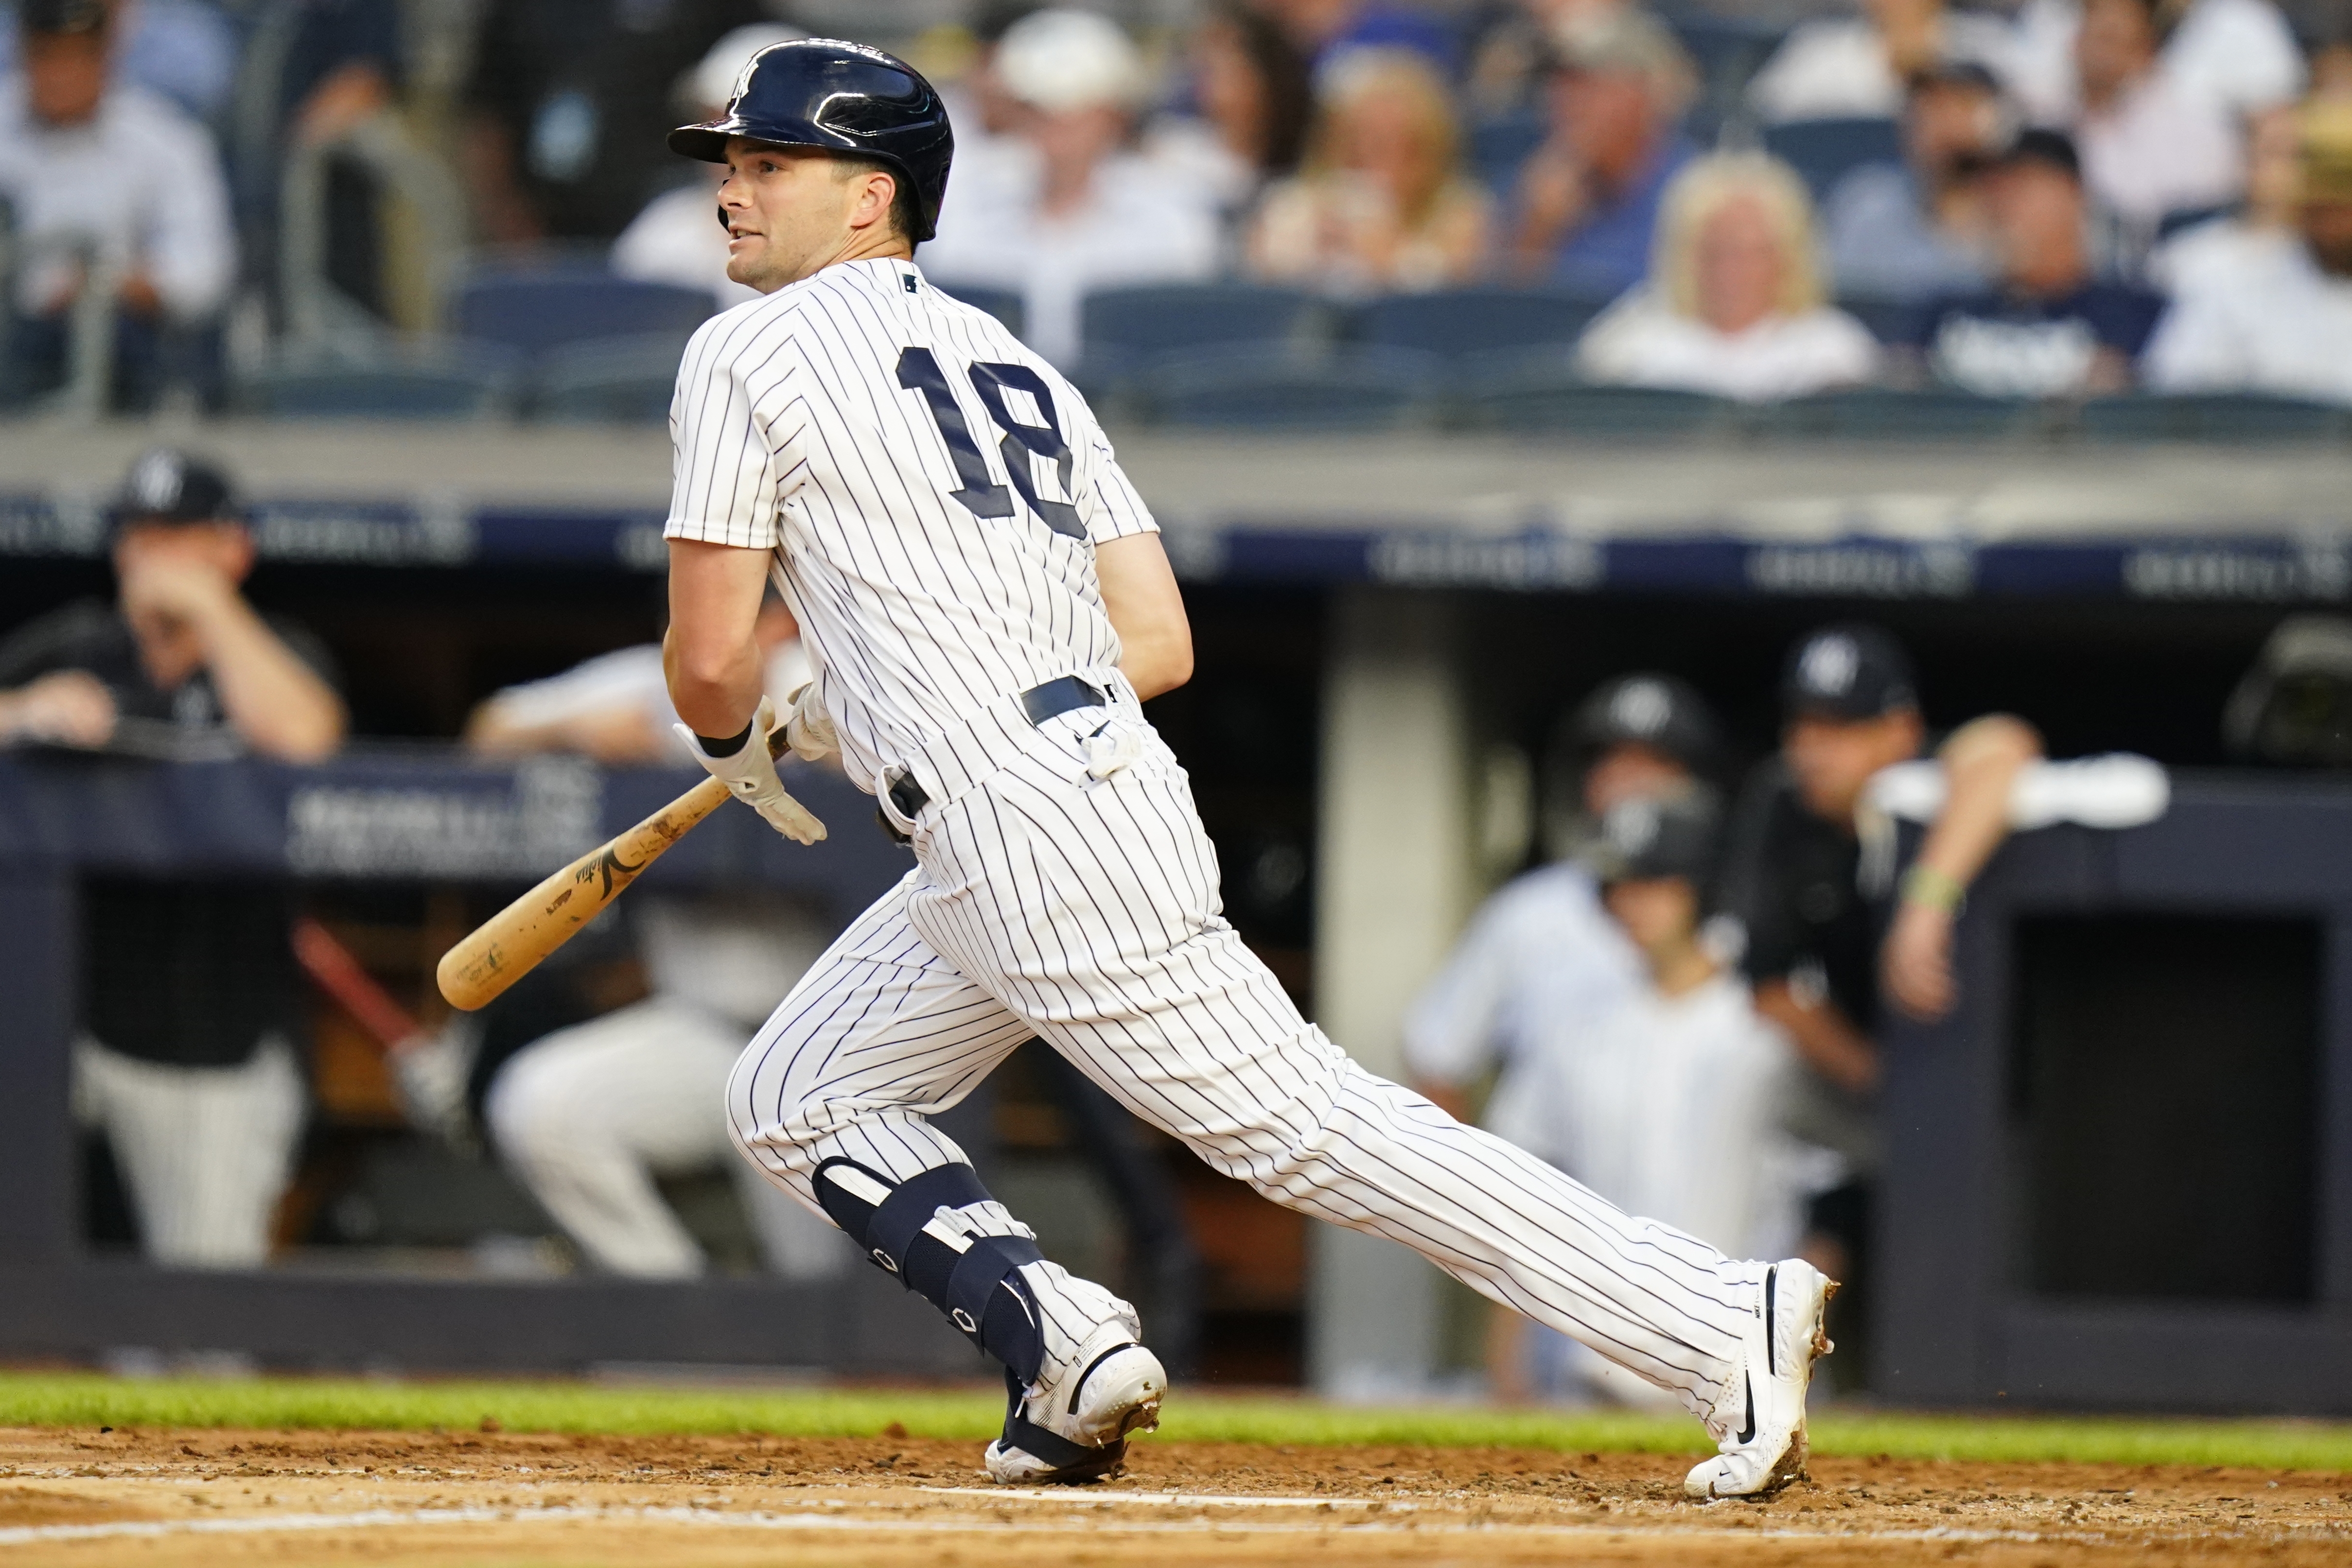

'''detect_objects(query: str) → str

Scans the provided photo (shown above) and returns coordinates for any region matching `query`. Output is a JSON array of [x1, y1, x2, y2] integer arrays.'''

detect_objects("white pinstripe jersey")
[[663, 257, 1159, 791]]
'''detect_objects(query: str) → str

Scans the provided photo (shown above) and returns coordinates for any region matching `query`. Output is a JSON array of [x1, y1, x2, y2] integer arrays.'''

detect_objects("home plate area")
[[2, 1427, 2347, 1566]]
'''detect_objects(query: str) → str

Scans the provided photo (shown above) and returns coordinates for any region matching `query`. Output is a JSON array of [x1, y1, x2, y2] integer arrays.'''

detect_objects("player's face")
[[1602, 875, 1699, 956], [717, 141, 888, 293], [1784, 709, 1924, 825]]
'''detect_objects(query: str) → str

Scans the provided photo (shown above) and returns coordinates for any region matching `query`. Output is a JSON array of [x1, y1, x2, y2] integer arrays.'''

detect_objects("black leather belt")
[[882, 676, 1106, 834]]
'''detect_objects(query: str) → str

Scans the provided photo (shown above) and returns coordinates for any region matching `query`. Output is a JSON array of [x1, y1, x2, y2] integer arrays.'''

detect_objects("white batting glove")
[[675, 696, 829, 844], [777, 681, 838, 764]]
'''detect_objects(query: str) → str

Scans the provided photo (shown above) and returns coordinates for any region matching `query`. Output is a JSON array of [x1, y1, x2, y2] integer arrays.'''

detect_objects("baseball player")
[[656, 38, 1831, 1495], [1503, 791, 1832, 1407], [1405, 673, 1724, 1129]]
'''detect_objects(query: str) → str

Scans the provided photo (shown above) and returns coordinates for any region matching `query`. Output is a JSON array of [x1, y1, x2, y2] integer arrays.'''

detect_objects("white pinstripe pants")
[[727, 712, 1759, 1417]]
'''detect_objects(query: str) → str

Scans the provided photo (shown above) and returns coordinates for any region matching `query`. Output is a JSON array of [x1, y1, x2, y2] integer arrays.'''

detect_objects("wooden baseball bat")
[[435, 731, 814, 1011]]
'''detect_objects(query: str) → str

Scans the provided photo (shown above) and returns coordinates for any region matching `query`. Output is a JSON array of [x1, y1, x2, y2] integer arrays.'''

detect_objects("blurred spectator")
[[1822, 60, 2004, 301], [0, 0, 234, 410], [1577, 152, 1879, 400], [0, 450, 345, 1270], [230, 0, 407, 326], [1257, 0, 1458, 74], [611, 23, 803, 310], [2223, 615, 2352, 767], [2009, 0, 2305, 124], [2146, 101, 2352, 401], [921, 8, 1218, 367], [1508, 7, 1699, 296], [1898, 129, 2164, 396], [1246, 47, 1494, 294], [1404, 674, 1722, 1128], [1144, 0, 1315, 220], [2071, 0, 2243, 250], [2147, 102, 2298, 294], [1713, 624, 2040, 1319], [1748, 0, 2019, 123], [0, 0, 240, 122], [461, 0, 767, 245], [1462, 0, 1630, 122], [463, 605, 848, 1281], [1492, 791, 1824, 1406]]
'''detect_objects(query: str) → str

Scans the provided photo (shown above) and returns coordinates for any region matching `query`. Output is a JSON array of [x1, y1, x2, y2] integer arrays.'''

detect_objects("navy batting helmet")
[[668, 37, 954, 243]]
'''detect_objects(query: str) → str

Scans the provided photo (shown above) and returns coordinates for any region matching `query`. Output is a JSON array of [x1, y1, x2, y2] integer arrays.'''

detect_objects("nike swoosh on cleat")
[[1737, 1372, 1756, 1445], [1765, 1265, 1778, 1377]]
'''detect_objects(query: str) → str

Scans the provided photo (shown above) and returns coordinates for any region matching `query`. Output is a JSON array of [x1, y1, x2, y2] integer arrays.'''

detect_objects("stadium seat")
[[1453, 353, 1738, 437], [1761, 117, 1904, 201], [1761, 388, 2037, 440], [932, 281, 1026, 339], [1669, 15, 1790, 143], [454, 267, 714, 358], [1140, 344, 1439, 431], [1468, 109, 1547, 192], [1080, 283, 1324, 366], [235, 341, 518, 419], [530, 332, 697, 423], [1836, 295, 1919, 344], [2076, 393, 2350, 443], [1352, 288, 1611, 360]]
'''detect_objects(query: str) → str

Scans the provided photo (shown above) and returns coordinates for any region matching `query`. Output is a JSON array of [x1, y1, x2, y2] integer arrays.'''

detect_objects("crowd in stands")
[[3, 0, 2352, 411]]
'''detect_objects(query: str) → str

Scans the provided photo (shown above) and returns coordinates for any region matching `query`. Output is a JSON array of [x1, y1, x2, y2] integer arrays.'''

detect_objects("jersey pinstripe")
[[665, 258, 1156, 793], [668, 254, 1768, 1433]]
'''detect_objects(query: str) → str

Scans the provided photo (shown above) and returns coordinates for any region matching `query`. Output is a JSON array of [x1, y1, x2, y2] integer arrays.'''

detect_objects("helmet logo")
[[1609, 679, 1671, 737], [1796, 634, 1860, 697]]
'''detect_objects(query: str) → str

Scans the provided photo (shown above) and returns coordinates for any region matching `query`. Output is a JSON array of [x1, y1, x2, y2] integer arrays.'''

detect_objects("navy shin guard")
[[814, 1158, 1047, 1384]]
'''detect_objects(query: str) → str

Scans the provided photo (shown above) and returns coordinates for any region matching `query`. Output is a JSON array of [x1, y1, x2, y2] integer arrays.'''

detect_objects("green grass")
[[2, 1371, 2349, 1472]]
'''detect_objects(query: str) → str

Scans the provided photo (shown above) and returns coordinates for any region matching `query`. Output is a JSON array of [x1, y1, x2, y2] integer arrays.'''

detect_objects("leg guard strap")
[[814, 1157, 1047, 1383], [1000, 1368, 1103, 1471]]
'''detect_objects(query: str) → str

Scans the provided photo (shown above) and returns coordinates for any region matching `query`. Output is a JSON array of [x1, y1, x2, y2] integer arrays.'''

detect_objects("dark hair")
[[1213, 1, 1313, 176], [20, 0, 107, 37], [1997, 127, 2081, 183]]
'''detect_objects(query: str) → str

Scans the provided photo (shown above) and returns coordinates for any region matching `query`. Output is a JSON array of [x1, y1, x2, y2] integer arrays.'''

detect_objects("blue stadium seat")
[[1352, 289, 1611, 359], [236, 342, 518, 419], [1141, 345, 1439, 431], [1669, 15, 1791, 143], [2076, 393, 2349, 443], [1468, 109, 1547, 192], [1762, 117, 1904, 202], [1835, 296, 1920, 344], [1080, 283, 1323, 366], [932, 281, 1026, 339], [454, 267, 714, 358], [530, 332, 697, 423], [1453, 352, 1738, 437], [1760, 388, 2037, 440]]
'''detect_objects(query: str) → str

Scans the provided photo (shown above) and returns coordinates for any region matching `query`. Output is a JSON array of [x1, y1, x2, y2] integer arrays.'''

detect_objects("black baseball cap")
[[1906, 58, 2000, 94], [1567, 672, 1724, 774], [1781, 623, 1918, 723], [110, 448, 238, 530], [20, 0, 108, 37], [1994, 127, 2080, 183], [1582, 789, 1721, 885]]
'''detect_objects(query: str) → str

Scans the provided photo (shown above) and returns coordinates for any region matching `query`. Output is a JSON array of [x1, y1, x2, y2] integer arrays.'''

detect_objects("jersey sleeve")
[[665, 313, 807, 551], [1075, 426, 1159, 546]]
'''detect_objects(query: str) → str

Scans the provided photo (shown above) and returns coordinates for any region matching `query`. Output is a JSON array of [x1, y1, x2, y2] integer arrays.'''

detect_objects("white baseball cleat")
[[1684, 1259, 1838, 1501], [983, 1319, 1166, 1484]]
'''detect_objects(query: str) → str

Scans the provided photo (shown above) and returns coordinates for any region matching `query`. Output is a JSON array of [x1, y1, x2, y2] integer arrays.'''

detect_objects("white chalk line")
[[0, 1499, 2070, 1549]]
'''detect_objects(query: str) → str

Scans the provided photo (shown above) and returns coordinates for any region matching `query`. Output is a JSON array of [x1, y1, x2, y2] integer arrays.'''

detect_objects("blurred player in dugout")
[[1714, 623, 2042, 1360], [1404, 672, 1728, 1127], [0, 448, 346, 1267], [456, 595, 851, 1281]]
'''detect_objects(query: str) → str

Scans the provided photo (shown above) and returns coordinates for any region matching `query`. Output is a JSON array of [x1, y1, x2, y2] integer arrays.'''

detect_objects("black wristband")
[[695, 719, 756, 758]]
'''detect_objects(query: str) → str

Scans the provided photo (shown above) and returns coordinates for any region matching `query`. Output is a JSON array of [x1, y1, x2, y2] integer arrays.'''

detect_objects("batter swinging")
[[659, 37, 1833, 1494]]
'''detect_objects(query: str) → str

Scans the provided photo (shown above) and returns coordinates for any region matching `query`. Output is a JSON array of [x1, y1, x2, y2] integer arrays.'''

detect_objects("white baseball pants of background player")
[[72, 1035, 305, 1269], [490, 995, 850, 1280], [728, 692, 1764, 1418]]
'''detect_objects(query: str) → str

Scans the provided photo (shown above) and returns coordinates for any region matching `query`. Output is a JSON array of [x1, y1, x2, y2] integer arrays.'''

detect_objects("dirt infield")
[[1, 1425, 2345, 1566]]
